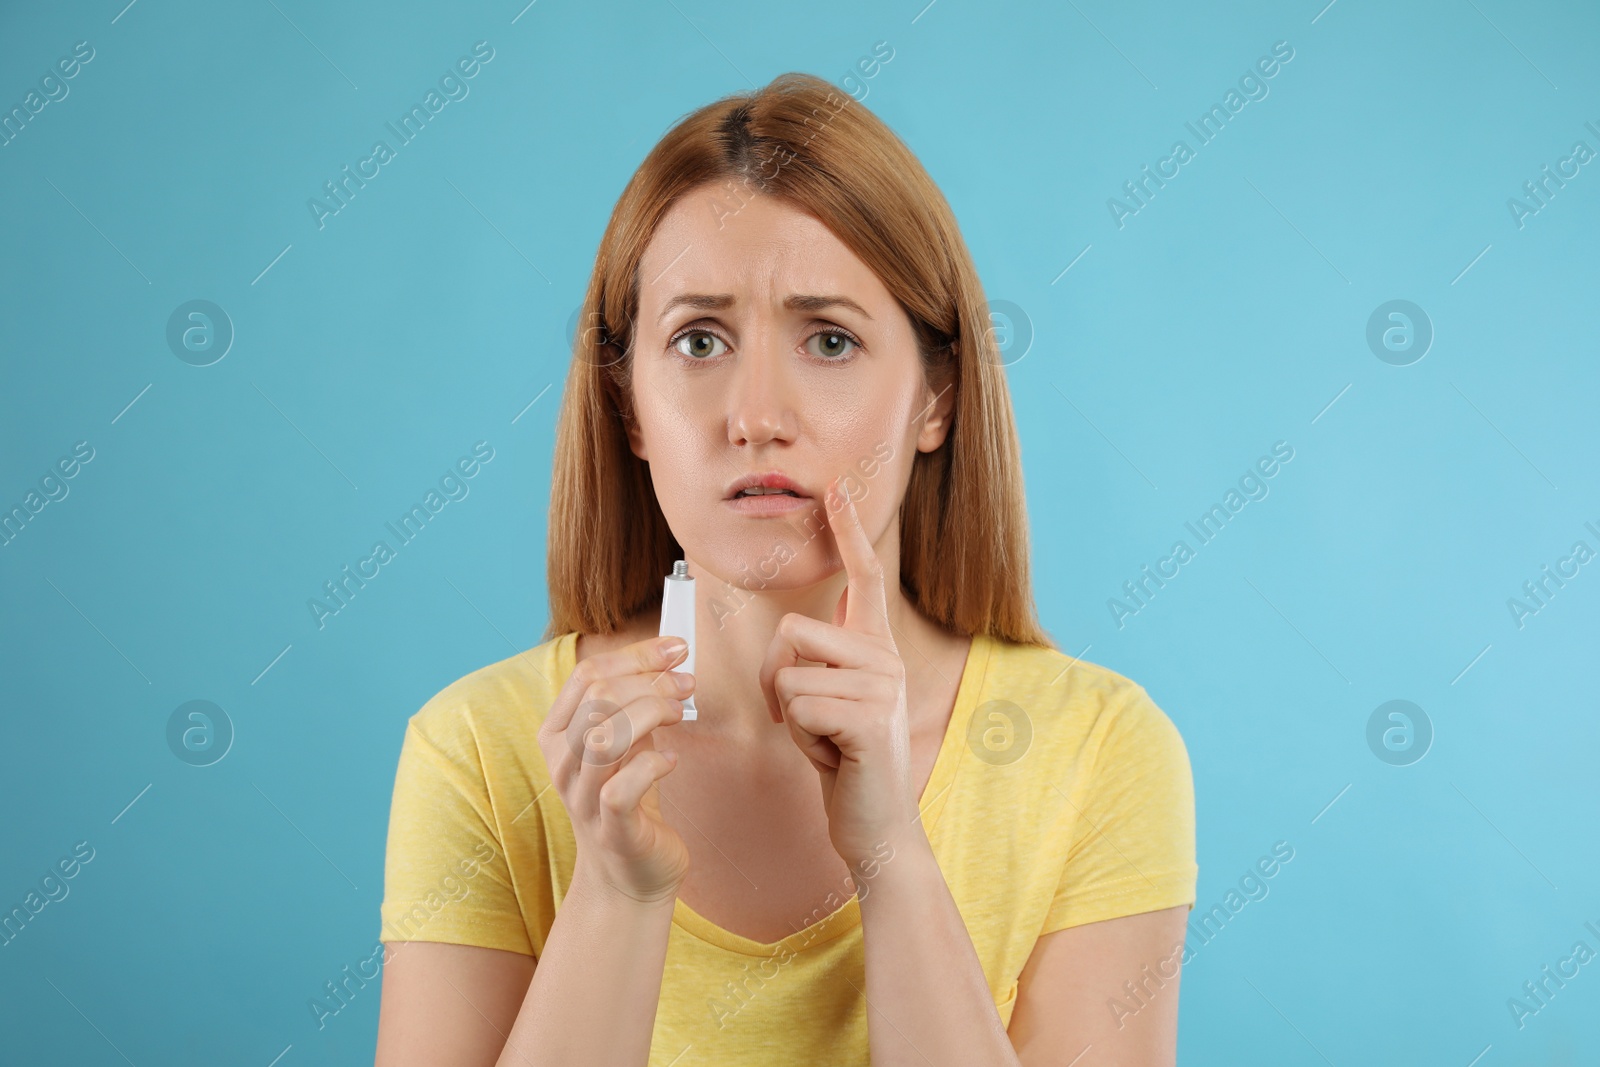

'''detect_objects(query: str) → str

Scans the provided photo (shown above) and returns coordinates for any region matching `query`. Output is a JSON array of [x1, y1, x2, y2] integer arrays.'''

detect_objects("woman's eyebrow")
[[657, 293, 734, 324], [785, 293, 873, 321], [656, 293, 873, 324]]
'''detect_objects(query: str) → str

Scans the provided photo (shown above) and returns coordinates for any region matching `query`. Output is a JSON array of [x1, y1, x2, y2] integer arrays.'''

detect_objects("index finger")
[[824, 474, 891, 639], [543, 634, 687, 735]]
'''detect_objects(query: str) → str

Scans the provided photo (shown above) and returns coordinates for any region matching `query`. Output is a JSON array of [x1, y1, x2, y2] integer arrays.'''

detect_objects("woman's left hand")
[[758, 476, 918, 870]]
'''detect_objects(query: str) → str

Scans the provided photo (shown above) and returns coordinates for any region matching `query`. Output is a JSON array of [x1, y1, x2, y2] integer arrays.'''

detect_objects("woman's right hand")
[[537, 635, 695, 906]]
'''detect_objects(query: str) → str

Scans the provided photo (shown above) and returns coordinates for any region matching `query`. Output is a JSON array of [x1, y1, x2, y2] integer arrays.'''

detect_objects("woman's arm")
[[376, 635, 696, 1065], [856, 827, 1188, 1067], [375, 862, 677, 1067], [1008, 905, 1189, 1066], [374, 942, 532, 1065], [855, 826, 1024, 1066]]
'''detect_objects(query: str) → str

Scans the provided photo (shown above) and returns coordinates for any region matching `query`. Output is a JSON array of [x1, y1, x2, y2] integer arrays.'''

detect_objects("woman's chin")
[[681, 543, 832, 595]]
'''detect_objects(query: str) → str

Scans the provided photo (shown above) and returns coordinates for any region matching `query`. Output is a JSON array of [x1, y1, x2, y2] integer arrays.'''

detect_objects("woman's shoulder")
[[941, 637, 1196, 942], [978, 634, 1186, 761], [983, 634, 1166, 715], [405, 632, 579, 756]]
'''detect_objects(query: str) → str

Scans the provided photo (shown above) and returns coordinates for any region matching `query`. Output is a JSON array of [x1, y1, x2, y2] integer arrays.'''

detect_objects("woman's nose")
[[726, 340, 797, 446]]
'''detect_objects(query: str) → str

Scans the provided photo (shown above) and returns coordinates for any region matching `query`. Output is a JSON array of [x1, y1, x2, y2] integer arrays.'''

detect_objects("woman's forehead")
[[640, 202, 889, 318]]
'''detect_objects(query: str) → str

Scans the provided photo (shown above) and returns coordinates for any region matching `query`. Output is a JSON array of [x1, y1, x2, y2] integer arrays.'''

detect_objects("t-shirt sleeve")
[[378, 709, 534, 956], [1039, 682, 1198, 935]]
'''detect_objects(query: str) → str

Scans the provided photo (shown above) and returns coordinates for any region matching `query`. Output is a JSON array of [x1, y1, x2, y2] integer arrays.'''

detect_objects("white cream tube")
[[659, 559, 696, 720]]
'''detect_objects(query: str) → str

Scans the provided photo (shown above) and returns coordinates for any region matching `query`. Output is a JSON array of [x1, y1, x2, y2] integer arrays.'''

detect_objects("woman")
[[375, 72, 1196, 1066]]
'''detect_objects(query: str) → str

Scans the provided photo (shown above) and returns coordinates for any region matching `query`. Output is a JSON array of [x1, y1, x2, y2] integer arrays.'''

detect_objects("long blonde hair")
[[543, 72, 1052, 650]]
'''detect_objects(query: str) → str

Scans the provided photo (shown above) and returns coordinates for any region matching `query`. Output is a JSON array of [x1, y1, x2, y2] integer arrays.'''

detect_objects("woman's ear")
[[915, 348, 958, 453], [625, 415, 648, 461]]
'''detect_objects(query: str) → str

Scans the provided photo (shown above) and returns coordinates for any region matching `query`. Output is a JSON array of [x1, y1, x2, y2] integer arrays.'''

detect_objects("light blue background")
[[2, 0, 1597, 1063]]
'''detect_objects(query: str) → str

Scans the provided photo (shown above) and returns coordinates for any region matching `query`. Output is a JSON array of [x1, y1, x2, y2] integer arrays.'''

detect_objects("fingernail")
[[672, 672, 694, 694], [661, 638, 687, 657]]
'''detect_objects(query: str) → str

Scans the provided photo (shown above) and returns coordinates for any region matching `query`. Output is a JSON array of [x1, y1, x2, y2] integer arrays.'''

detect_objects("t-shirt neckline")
[[548, 629, 994, 958]]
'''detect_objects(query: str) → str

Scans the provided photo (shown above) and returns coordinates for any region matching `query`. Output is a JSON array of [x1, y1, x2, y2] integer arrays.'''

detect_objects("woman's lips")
[[724, 491, 815, 516]]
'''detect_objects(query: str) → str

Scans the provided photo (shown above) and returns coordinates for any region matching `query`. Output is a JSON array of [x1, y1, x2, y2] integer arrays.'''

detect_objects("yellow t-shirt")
[[380, 630, 1197, 1062]]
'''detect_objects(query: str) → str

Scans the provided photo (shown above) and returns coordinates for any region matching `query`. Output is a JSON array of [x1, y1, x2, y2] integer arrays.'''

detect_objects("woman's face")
[[626, 182, 954, 593]]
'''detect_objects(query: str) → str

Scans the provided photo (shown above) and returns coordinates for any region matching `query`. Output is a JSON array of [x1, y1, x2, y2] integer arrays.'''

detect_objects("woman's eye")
[[671, 328, 858, 362], [806, 330, 857, 360], [673, 330, 728, 360]]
